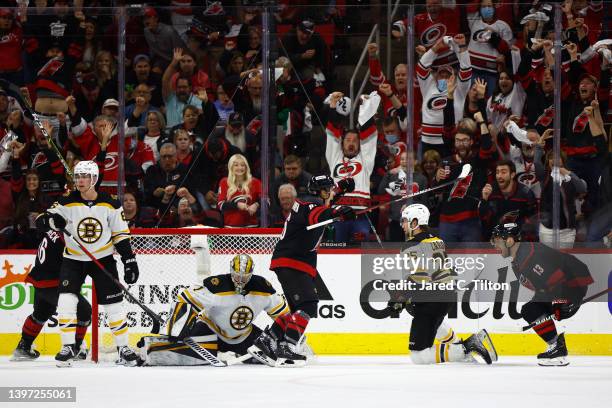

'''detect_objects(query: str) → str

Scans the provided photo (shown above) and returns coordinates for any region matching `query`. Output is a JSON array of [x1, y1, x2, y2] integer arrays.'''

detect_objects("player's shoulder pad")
[[202, 274, 235, 294], [97, 191, 122, 209], [55, 190, 79, 205], [245, 275, 276, 295]]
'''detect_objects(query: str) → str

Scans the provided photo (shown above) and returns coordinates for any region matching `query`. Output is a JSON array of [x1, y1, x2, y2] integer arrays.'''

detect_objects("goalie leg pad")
[[166, 298, 199, 338], [140, 335, 219, 366]]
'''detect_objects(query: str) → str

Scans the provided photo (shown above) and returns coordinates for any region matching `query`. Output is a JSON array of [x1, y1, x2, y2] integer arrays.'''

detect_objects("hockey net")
[[91, 228, 281, 363]]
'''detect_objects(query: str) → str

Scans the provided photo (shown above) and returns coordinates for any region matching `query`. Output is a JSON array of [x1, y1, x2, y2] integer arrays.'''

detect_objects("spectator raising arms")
[[218, 153, 261, 227]]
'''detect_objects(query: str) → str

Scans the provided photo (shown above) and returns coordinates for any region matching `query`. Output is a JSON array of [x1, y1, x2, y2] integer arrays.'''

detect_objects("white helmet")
[[401, 204, 430, 230], [74, 160, 99, 189]]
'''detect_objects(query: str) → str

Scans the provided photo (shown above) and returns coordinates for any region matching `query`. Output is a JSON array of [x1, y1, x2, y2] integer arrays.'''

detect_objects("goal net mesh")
[[92, 229, 281, 362]]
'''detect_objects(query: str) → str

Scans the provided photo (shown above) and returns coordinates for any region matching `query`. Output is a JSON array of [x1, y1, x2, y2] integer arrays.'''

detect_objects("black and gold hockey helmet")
[[230, 254, 255, 293]]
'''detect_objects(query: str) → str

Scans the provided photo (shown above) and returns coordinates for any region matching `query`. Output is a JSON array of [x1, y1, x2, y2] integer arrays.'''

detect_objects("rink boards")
[[1, 250, 611, 355]]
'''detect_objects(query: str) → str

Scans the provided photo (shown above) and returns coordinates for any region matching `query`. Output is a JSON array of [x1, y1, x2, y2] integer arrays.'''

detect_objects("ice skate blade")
[[55, 360, 72, 368], [275, 357, 306, 368], [10, 355, 39, 362], [538, 357, 569, 366], [115, 358, 139, 367], [247, 345, 276, 367]]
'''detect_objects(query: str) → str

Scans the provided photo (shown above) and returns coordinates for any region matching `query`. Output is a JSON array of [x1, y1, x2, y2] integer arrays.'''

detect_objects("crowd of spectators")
[[0, 0, 609, 250]]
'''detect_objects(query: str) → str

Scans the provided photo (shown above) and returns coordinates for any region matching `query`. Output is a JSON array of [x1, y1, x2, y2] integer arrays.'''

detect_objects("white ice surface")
[[0, 356, 610, 408]]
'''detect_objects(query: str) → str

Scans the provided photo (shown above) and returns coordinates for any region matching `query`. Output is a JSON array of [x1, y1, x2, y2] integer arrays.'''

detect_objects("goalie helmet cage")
[[91, 228, 282, 363]]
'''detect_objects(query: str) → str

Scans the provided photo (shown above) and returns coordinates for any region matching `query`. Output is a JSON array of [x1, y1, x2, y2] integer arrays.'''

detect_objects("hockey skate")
[[463, 329, 498, 364], [74, 342, 89, 361], [10, 340, 40, 361], [275, 341, 307, 368], [55, 344, 77, 367], [248, 328, 278, 367], [116, 346, 141, 367], [538, 333, 569, 367]]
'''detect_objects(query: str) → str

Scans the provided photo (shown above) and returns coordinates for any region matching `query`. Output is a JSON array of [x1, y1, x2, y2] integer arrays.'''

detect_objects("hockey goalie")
[[139, 251, 290, 366]]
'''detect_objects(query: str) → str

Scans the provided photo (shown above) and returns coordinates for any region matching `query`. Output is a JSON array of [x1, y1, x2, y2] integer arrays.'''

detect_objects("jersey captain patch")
[[230, 306, 254, 330], [77, 217, 103, 244]]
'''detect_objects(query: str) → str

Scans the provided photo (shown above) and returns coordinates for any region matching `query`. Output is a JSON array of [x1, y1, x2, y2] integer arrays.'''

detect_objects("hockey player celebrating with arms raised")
[[390, 204, 498, 365], [490, 223, 593, 366], [36, 158, 141, 367], [248, 174, 356, 367], [139, 254, 290, 366]]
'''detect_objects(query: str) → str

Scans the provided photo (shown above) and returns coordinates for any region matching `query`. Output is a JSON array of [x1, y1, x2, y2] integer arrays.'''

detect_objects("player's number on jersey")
[[37, 237, 48, 264]]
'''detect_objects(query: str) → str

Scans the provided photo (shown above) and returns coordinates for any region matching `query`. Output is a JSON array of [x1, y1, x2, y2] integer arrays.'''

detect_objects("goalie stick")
[[0, 79, 73, 179], [306, 164, 472, 231], [61, 228, 164, 334], [521, 286, 612, 331], [183, 337, 226, 367]]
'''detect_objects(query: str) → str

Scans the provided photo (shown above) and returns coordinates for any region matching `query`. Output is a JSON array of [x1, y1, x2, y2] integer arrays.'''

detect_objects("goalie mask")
[[230, 254, 254, 293], [73, 160, 99, 191], [401, 204, 430, 231]]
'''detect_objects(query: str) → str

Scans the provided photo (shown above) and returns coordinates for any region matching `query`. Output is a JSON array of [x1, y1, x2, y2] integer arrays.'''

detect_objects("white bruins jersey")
[[179, 274, 289, 344], [401, 231, 453, 284], [47, 191, 130, 261]]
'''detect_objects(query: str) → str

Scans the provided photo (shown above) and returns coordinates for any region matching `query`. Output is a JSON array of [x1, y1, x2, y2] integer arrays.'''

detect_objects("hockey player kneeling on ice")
[[36, 160, 141, 367], [490, 223, 593, 366], [139, 254, 290, 366], [389, 204, 498, 365]]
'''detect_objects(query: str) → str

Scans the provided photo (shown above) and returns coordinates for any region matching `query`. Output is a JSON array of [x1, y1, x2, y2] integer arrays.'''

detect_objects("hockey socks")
[[57, 294, 79, 346], [21, 315, 44, 349], [284, 311, 310, 345], [75, 323, 89, 349], [411, 343, 469, 364], [104, 302, 129, 347], [271, 314, 290, 340], [533, 319, 558, 344], [435, 321, 458, 344]]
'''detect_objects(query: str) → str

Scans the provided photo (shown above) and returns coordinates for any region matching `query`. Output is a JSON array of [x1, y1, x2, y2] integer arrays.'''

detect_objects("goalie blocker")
[[139, 255, 290, 366]]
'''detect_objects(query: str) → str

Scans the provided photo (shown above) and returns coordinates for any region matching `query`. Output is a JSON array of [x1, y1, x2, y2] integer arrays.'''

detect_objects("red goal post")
[[91, 227, 282, 363]]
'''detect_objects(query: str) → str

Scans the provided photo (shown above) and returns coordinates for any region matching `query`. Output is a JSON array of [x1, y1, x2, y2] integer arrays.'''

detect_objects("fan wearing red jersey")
[[248, 175, 356, 367]]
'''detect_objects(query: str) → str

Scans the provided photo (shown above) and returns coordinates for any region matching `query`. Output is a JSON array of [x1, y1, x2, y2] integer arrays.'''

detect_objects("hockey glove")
[[332, 206, 357, 221], [123, 257, 140, 284], [46, 213, 67, 232], [552, 298, 578, 321], [336, 177, 355, 194]]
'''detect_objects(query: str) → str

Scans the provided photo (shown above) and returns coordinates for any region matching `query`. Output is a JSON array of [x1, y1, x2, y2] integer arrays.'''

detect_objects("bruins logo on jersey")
[[211, 277, 220, 286], [77, 217, 103, 244], [230, 306, 253, 330]]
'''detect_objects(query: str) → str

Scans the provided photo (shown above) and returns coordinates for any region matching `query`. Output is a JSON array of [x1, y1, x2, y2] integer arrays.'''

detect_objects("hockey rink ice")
[[1, 355, 610, 408]]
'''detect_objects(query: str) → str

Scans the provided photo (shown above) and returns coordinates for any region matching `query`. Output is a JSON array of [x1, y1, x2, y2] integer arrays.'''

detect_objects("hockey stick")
[[521, 286, 612, 331], [307, 164, 472, 231], [0, 79, 73, 179], [61, 228, 164, 334], [183, 337, 226, 367]]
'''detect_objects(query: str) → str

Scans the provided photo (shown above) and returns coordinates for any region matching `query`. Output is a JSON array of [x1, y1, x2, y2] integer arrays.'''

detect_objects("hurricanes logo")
[[333, 162, 362, 178], [426, 95, 448, 111], [77, 217, 103, 244], [230, 306, 253, 330], [421, 23, 446, 47]]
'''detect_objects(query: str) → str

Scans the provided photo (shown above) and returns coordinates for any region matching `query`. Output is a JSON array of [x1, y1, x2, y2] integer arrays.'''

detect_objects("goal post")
[[91, 227, 282, 363]]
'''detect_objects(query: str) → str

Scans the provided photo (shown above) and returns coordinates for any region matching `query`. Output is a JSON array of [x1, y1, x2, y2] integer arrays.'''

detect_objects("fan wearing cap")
[[143, 7, 187, 74], [490, 222, 593, 366], [208, 111, 257, 166], [281, 19, 329, 84], [561, 72, 607, 210]]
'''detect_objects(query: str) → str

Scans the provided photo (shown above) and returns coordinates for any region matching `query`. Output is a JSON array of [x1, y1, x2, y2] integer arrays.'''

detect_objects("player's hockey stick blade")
[[62, 229, 164, 333], [183, 337, 226, 367], [225, 353, 254, 366], [306, 163, 472, 230], [521, 286, 612, 331]]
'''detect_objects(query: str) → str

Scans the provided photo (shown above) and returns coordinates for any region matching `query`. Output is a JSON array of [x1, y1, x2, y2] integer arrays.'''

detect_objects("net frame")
[[91, 227, 282, 363]]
